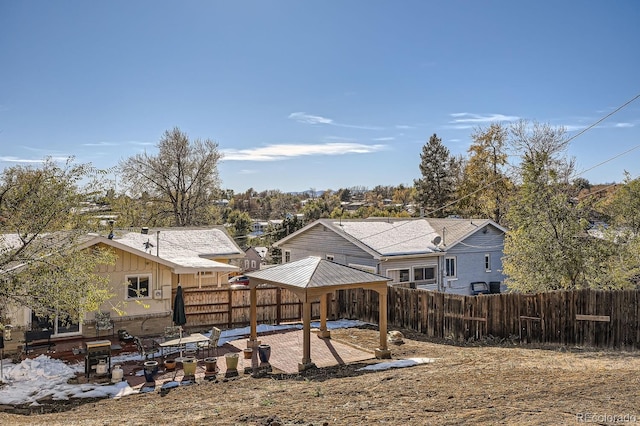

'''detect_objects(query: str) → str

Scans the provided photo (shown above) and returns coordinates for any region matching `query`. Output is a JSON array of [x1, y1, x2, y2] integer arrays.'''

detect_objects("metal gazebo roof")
[[245, 256, 392, 371]]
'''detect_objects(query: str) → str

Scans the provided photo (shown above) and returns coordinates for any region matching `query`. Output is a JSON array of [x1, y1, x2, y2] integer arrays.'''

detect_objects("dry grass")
[[1, 326, 638, 425]]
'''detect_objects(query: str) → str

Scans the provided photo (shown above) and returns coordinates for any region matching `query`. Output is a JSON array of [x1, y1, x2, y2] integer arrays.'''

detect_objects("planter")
[[143, 360, 159, 382], [258, 344, 271, 364], [204, 357, 217, 373], [224, 353, 239, 371], [164, 359, 176, 371], [182, 356, 197, 376], [243, 348, 253, 360]]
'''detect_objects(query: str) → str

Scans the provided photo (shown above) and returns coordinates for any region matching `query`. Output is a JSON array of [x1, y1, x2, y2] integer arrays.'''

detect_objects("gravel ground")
[[0, 326, 638, 425]]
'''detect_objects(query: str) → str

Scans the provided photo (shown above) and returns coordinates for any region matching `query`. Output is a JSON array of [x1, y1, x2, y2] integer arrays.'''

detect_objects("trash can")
[[489, 281, 501, 294]]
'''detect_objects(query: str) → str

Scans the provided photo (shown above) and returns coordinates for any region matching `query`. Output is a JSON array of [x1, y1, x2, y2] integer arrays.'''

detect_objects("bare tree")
[[119, 127, 222, 226]]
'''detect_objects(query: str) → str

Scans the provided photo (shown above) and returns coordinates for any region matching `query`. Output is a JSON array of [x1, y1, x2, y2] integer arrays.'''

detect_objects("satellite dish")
[[431, 236, 442, 245]]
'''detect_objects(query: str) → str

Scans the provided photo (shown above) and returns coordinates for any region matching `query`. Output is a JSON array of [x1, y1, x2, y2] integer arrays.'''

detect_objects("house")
[[2, 226, 243, 341], [243, 246, 269, 272], [249, 219, 284, 238], [274, 218, 507, 295]]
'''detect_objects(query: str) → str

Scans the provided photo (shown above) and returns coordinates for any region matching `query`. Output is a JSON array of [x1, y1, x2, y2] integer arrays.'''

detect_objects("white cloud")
[[614, 122, 634, 128], [0, 156, 70, 163], [83, 141, 120, 147], [288, 112, 383, 130], [449, 112, 520, 124], [563, 124, 587, 132], [373, 137, 395, 141], [288, 112, 333, 125], [0, 156, 46, 163], [222, 142, 387, 161], [324, 136, 357, 141], [395, 125, 415, 129]]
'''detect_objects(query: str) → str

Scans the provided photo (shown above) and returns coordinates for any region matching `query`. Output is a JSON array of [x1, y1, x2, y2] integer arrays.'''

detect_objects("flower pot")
[[182, 356, 197, 376], [164, 359, 176, 371], [204, 357, 217, 373], [258, 344, 271, 364], [143, 360, 159, 382], [243, 348, 253, 359], [224, 352, 239, 371]]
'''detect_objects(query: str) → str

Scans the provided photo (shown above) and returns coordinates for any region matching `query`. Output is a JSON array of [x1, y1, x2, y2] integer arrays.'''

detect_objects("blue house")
[[274, 217, 507, 295]]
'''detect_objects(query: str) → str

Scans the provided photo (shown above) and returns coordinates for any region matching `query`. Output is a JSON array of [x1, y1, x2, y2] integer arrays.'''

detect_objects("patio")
[[2, 321, 376, 399]]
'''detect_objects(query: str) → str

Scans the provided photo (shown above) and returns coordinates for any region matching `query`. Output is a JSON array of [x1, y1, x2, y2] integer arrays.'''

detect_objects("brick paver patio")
[[227, 328, 375, 374]]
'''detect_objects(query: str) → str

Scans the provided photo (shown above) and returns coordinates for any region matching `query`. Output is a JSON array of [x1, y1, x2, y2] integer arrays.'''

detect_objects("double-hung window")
[[445, 257, 456, 277], [127, 275, 151, 299], [284, 250, 291, 263], [485, 254, 491, 272]]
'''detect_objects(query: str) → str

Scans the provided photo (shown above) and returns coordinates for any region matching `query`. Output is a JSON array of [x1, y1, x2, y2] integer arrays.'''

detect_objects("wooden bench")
[[24, 329, 56, 354]]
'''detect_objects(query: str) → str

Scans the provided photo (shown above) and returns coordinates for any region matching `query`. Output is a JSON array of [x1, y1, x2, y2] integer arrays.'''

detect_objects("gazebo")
[[245, 256, 392, 371]]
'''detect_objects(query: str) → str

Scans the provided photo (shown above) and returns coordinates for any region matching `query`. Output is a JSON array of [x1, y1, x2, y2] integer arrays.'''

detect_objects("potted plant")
[[164, 358, 176, 371], [204, 357, 217, 373], [182, 356, 197, 376]]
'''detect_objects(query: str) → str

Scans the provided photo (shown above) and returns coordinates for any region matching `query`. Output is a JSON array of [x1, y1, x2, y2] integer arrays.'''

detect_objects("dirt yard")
[[1, 326, 638, 425]]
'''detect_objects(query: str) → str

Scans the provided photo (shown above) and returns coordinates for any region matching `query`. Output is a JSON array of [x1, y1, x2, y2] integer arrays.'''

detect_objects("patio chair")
[[199, 327, 221, 358], [95, 311, 114, 338], [134, 336, 155, 360]]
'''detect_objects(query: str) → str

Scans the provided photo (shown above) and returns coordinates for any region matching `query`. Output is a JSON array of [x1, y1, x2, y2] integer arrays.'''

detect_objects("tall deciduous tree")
[[588, 173, 640, 288], [502, 121, 600, 292], [0, 158, 115, 325], [457, 124, 512, 224], [413, 134, 458, 217], [119, 127, 222, 226]]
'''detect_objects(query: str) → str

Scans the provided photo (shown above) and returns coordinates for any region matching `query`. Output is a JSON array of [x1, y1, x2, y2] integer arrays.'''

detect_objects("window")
[[445, 257, 456, 277], [244, 259, 249, 268], [413, 266, 435, 282], [251, 260, 256, 268], [387, 269, 410, 283], [485, 254, 491, 272], [326, 254, 334, 261], [127, 275, 151, 299], [284, 250, 291, 263]]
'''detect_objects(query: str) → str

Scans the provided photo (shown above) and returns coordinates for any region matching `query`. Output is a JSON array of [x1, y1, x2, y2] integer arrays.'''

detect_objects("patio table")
[[157, 332, 209, 360]]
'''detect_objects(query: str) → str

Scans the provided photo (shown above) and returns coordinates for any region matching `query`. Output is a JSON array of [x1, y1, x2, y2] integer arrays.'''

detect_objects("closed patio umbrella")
[[172, 285, 187, 361]]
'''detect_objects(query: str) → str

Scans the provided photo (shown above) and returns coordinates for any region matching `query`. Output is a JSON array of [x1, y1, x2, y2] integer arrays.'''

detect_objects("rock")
[[387, 330, 404, 345]]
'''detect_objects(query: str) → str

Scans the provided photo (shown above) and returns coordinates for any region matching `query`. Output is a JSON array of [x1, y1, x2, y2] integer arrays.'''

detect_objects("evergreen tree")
[[413, 134, 458, 217]]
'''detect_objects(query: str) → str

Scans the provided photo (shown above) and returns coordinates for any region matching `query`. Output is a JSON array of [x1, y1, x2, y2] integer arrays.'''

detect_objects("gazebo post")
[[298, 298, 316, 371], [375, 284, 391, 359], [247, 283, 260, 354], [318, 292, 331, 338]]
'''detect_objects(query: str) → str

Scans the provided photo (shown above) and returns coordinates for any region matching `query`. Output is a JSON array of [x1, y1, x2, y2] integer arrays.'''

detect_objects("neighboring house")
[[2, 226, 243, 340], [249, 219, 284, 238], [274, 218, 507, 295], [243, 246, 269, 272]]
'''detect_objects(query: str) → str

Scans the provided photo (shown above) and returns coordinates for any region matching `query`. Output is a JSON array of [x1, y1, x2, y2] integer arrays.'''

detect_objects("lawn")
[[0, 326, 638, 425]]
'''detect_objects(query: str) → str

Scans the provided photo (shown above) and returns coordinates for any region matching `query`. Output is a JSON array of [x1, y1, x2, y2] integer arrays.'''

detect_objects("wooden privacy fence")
[[335, 287, 640, 350], [177, 286, 323, 329], [176, 285, 639, 350]]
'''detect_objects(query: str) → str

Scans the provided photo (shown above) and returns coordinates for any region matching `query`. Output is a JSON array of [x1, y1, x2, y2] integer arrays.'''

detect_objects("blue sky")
[[1, 1, 639, 193]]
